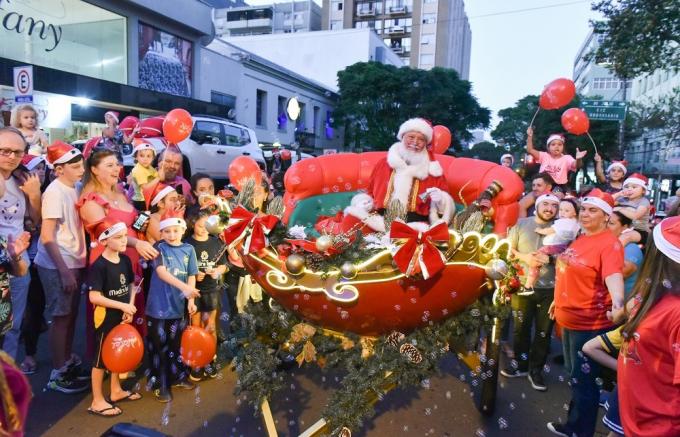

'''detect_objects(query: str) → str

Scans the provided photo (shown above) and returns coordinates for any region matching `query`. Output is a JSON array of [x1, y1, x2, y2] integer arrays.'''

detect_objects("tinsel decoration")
[[266, 195, 285, 218], [399, 343, 423, 364], [234, 177, 257, 211], [383, 199, 406, 231], [386, 331, 405, 348]]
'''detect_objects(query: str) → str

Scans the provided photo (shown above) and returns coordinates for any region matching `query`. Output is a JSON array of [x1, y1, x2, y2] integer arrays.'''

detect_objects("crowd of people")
[[0, 107, 678, 436]]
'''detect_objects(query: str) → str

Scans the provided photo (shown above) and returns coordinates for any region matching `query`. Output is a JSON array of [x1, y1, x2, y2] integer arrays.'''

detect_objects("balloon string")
[[529, 108, 540, 127], [586, 132, 599, 156]]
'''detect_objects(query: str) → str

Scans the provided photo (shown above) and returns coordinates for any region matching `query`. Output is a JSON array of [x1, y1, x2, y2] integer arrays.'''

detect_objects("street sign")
[[580, 100, 627, 121], [13, 66, 33, 103]]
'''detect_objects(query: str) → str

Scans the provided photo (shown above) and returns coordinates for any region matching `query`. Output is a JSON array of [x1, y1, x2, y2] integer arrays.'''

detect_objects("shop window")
[[256, 89, 267, 128], [277, 96, 288, 131]]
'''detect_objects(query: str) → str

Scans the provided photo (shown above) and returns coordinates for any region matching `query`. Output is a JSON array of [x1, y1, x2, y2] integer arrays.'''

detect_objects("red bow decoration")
[[222, 206, 278, 255], [390, 221, 449, 279]]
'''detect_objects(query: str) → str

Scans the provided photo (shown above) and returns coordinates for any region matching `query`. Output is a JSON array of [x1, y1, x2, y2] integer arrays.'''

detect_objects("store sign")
[[0, 0, 62, 52], [580, 100, 627, 121], [13, 65, 33, 103]]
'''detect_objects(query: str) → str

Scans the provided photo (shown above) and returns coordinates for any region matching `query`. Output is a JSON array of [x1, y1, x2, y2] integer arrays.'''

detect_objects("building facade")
[[214, 1, 322, 37], [573, 29, 631, 100], [221, 28, 403, 91], [321, 0, 471, 77]]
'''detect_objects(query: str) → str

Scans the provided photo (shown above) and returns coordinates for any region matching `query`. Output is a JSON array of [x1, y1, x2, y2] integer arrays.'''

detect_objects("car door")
[[188, 120, 226, 176]]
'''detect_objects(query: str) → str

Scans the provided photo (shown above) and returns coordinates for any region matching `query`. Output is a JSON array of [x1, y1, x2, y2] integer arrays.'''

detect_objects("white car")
[[123, 115, 265, 179]]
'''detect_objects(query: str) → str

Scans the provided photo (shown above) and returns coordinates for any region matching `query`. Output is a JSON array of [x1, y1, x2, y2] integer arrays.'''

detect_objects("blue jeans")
[[562, 326, 611, 437], [3, 265, 31, 360]]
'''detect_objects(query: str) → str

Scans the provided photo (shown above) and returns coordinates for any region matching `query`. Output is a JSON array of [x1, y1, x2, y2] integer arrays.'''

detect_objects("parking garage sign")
[[13, 66, 33, 103]]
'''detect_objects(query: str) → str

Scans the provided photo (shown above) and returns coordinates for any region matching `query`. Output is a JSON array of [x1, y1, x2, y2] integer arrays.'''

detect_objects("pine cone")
[[305, 253, 325, 271], [386, 331, 405, 348], [399, 343, 423, 364]]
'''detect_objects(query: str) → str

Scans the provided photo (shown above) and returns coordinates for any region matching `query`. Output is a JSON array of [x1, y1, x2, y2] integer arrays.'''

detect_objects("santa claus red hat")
[[500, 153, 514, 165], [143, 181, 175, 210], [21, 154, 45, 171], [581, 188, 614, 215], [397, 118, 433, 144], [46, 141, 82, 166], [606, 160, 627, 175], [623, 173, 648, 190], [653, 216, 680, 264], [159, 208, 186, 231], [133, 140, 156, 156], [94, 220, 127, 242], [104, 111, 119, 124], [546, 133, 566, 146]]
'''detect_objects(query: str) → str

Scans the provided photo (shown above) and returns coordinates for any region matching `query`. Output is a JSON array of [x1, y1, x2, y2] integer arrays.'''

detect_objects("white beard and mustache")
[[386, 141, 436, 207]]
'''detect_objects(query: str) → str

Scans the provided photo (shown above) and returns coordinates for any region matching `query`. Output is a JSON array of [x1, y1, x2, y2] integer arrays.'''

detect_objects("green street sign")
[[580, 100, 627, 121]]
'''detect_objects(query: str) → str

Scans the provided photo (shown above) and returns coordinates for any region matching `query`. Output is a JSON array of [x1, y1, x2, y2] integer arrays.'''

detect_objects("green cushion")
[[287, 191, 360, 236]]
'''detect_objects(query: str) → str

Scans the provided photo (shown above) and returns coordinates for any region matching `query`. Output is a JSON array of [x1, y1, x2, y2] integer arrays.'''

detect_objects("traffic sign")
[[13, 66, 34, 103], [580, 100, 627, 121]]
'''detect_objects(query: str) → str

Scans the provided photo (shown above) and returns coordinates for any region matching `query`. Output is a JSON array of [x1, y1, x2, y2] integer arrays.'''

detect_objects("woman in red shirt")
[[547, 189, 625, 437], [618, 216, 680, 437]]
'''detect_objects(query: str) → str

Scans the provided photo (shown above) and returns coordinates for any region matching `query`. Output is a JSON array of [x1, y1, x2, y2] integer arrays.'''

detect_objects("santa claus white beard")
[[398, 141, 429, 167]]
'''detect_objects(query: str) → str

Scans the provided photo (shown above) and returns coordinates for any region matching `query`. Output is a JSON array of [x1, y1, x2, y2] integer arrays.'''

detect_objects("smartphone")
[[132, 211, 150, 232]]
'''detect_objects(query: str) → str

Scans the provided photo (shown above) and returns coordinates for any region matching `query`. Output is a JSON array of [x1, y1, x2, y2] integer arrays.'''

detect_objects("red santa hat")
[[94, 220, 127, 242], [133, 140, 156, 156], [500, 153, 514, 165], [21, 154, 45, 171], [606, 160, 627, 175], [397, 118, 433, 144], [653, 216, 680, 264], [143, 181, 175, 210], [546, 133, 566, 146], [159, 208, 186, 231], [46, 141, 81, 166], [581, 188, 614, 215], [623, 173, 648, 190], [536, 192, 560, 207], [104, 111, 119, 124]]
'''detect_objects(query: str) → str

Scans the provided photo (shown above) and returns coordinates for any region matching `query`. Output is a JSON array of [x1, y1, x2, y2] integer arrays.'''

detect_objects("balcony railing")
[[387, 26, 404, 34], [357, 8, 375, 17], [388, 6, 408, 15]]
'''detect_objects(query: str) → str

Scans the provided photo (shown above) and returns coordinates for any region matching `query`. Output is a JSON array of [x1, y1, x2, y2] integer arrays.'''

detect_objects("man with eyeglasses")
[[0, 127, 42, 360]]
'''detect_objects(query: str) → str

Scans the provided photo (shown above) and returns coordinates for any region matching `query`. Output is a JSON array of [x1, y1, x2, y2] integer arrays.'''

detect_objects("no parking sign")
[[13, 66, 33, 103]]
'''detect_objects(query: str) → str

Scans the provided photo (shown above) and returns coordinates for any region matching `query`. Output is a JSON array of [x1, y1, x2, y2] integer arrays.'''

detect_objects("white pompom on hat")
[[397, 118, 433, 143], [653, 216, 680, 264]]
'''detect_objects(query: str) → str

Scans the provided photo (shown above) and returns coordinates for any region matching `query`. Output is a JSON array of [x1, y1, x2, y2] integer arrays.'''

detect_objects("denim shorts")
[[37, 266, 83, 318]]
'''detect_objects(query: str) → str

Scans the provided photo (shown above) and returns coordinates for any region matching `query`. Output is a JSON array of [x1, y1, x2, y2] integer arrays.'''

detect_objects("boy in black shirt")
[[87, 221, 140, 417], [185, 209, 228, 380]]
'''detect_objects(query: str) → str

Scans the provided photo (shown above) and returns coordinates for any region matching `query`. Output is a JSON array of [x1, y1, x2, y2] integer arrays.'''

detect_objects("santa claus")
[[367, 118, 455, 225]]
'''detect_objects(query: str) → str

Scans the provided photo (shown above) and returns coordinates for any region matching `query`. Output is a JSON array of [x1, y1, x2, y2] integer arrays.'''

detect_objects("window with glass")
[[277, 96, 287, 131], [421, 34, 433, 45], [256, 89, 267, 128], [296, 103, 306, 131], [420, 54, 434, 65], [192, 121, 224, 145], [422, 13, 436, 24], [224, 125, 251, 147]]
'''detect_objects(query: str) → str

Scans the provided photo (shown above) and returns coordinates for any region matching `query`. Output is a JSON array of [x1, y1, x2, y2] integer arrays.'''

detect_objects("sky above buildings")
[[242, 0, 600, 128]]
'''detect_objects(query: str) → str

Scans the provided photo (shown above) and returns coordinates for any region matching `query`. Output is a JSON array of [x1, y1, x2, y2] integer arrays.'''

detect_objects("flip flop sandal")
[[20, 361, 37, 375], [111, 391, 142, 403], [87, 406, 122, 417]]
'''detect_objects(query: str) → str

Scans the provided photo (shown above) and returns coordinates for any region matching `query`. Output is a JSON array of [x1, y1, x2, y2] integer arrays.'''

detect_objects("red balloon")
[[280, 149, 292, 160], [228, 156, 262, 190], [180, 326, 216, 368], [136, 116, 165, 138], [163, 109, 194, 144], [101, 324, 144, 373], [119, 116, 140, 136], [539, 78, 576, 110], [431, 125, 452, 154], [561, 108, 590, 135]]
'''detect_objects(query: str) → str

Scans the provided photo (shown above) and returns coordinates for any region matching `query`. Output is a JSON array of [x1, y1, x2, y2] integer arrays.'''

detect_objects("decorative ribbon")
[[223, 206, 278, 255], [389, 221, 449, 279]]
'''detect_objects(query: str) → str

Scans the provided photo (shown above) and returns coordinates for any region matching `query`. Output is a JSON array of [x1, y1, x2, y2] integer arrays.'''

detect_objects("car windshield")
[[224, 125, 250, 147]]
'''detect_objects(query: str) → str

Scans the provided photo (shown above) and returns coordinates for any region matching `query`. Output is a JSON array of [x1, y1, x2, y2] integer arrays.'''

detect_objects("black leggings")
[[146, 317, 187, 390], [22, 265, 46, 357]]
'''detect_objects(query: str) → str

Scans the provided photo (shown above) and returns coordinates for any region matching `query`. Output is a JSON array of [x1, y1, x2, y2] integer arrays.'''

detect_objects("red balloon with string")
[[180, 326, 216, 368], [101, 324, 144, 373], [431, 125, 452, 154], [561, 108, 590, 135], [539, 78, 576, 110], [228, 156, 262, 190], [163, 109, 194, 144]]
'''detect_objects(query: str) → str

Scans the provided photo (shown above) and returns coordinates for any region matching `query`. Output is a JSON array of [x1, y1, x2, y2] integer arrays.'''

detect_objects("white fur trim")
[[623, 177, 647, 190], [23, 155, 44, 171], [654, 221, 680, 264], [133, 142, 156, 155], [344, 205, 369, 221], [159, 217, 186, 230], [536, 194, 560, 207], [500, 153, 514, 164], [387, 142, 430, 207], [429, 191, 455, 224], [98, 222, 127, 241], [606, 162, 627, 174], [52, 148, 81, 165], [151, 186, 175, 207], [105, 111, 119, 123], [363, 214, 386, 232], [582, 196, 613, 215], [546, 134, 565, 145], [397, 118, 433, 143], [428, 159, 443, 177]]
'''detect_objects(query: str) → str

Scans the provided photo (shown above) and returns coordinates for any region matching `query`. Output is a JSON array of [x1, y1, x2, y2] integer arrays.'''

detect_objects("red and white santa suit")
[[367, 118, 454, 224]]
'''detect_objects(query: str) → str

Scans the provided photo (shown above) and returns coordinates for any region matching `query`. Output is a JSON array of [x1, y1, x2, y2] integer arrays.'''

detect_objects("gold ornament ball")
[[285, 254, 306, 275], [204, 215, 225, 235], [315, 235, 333, 252], [484, 259, 508, 280], [340, 262, 358, 279]]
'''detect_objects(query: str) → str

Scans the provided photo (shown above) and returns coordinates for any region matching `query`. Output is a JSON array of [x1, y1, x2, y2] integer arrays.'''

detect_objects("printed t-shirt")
[[537, 151, 576, 185], [618, 293, 680, 437], [147, 242, 198, 319], [130, 164, 158, 202], [0, 176, 26, 239], [185, 235, 226, 294], [507, 217, 555, 289], [616, 196, 651, 232], [87, 254, 134, 330], [34, 179, 87, 269], [554, 230, 623, 330], [0, 236, 14, 336]]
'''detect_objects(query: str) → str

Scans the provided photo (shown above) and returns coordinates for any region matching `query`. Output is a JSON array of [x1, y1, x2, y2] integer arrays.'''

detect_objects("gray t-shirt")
[[617, 196, 650, 232], [507, 217, 556, 289]]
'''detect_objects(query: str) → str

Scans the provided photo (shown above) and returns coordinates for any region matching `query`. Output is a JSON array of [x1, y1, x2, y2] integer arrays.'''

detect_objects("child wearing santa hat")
[[500, 154, 514, 168], [129, 141, 159, 211], [144, 181, 181, 244], [594, 153, 627, 195], [145, 208, 199, 403], [34, 141, 89, 394], [86, 220, 140, 417], [526, 126, 587, 189], [615, 173, 650, 245]]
